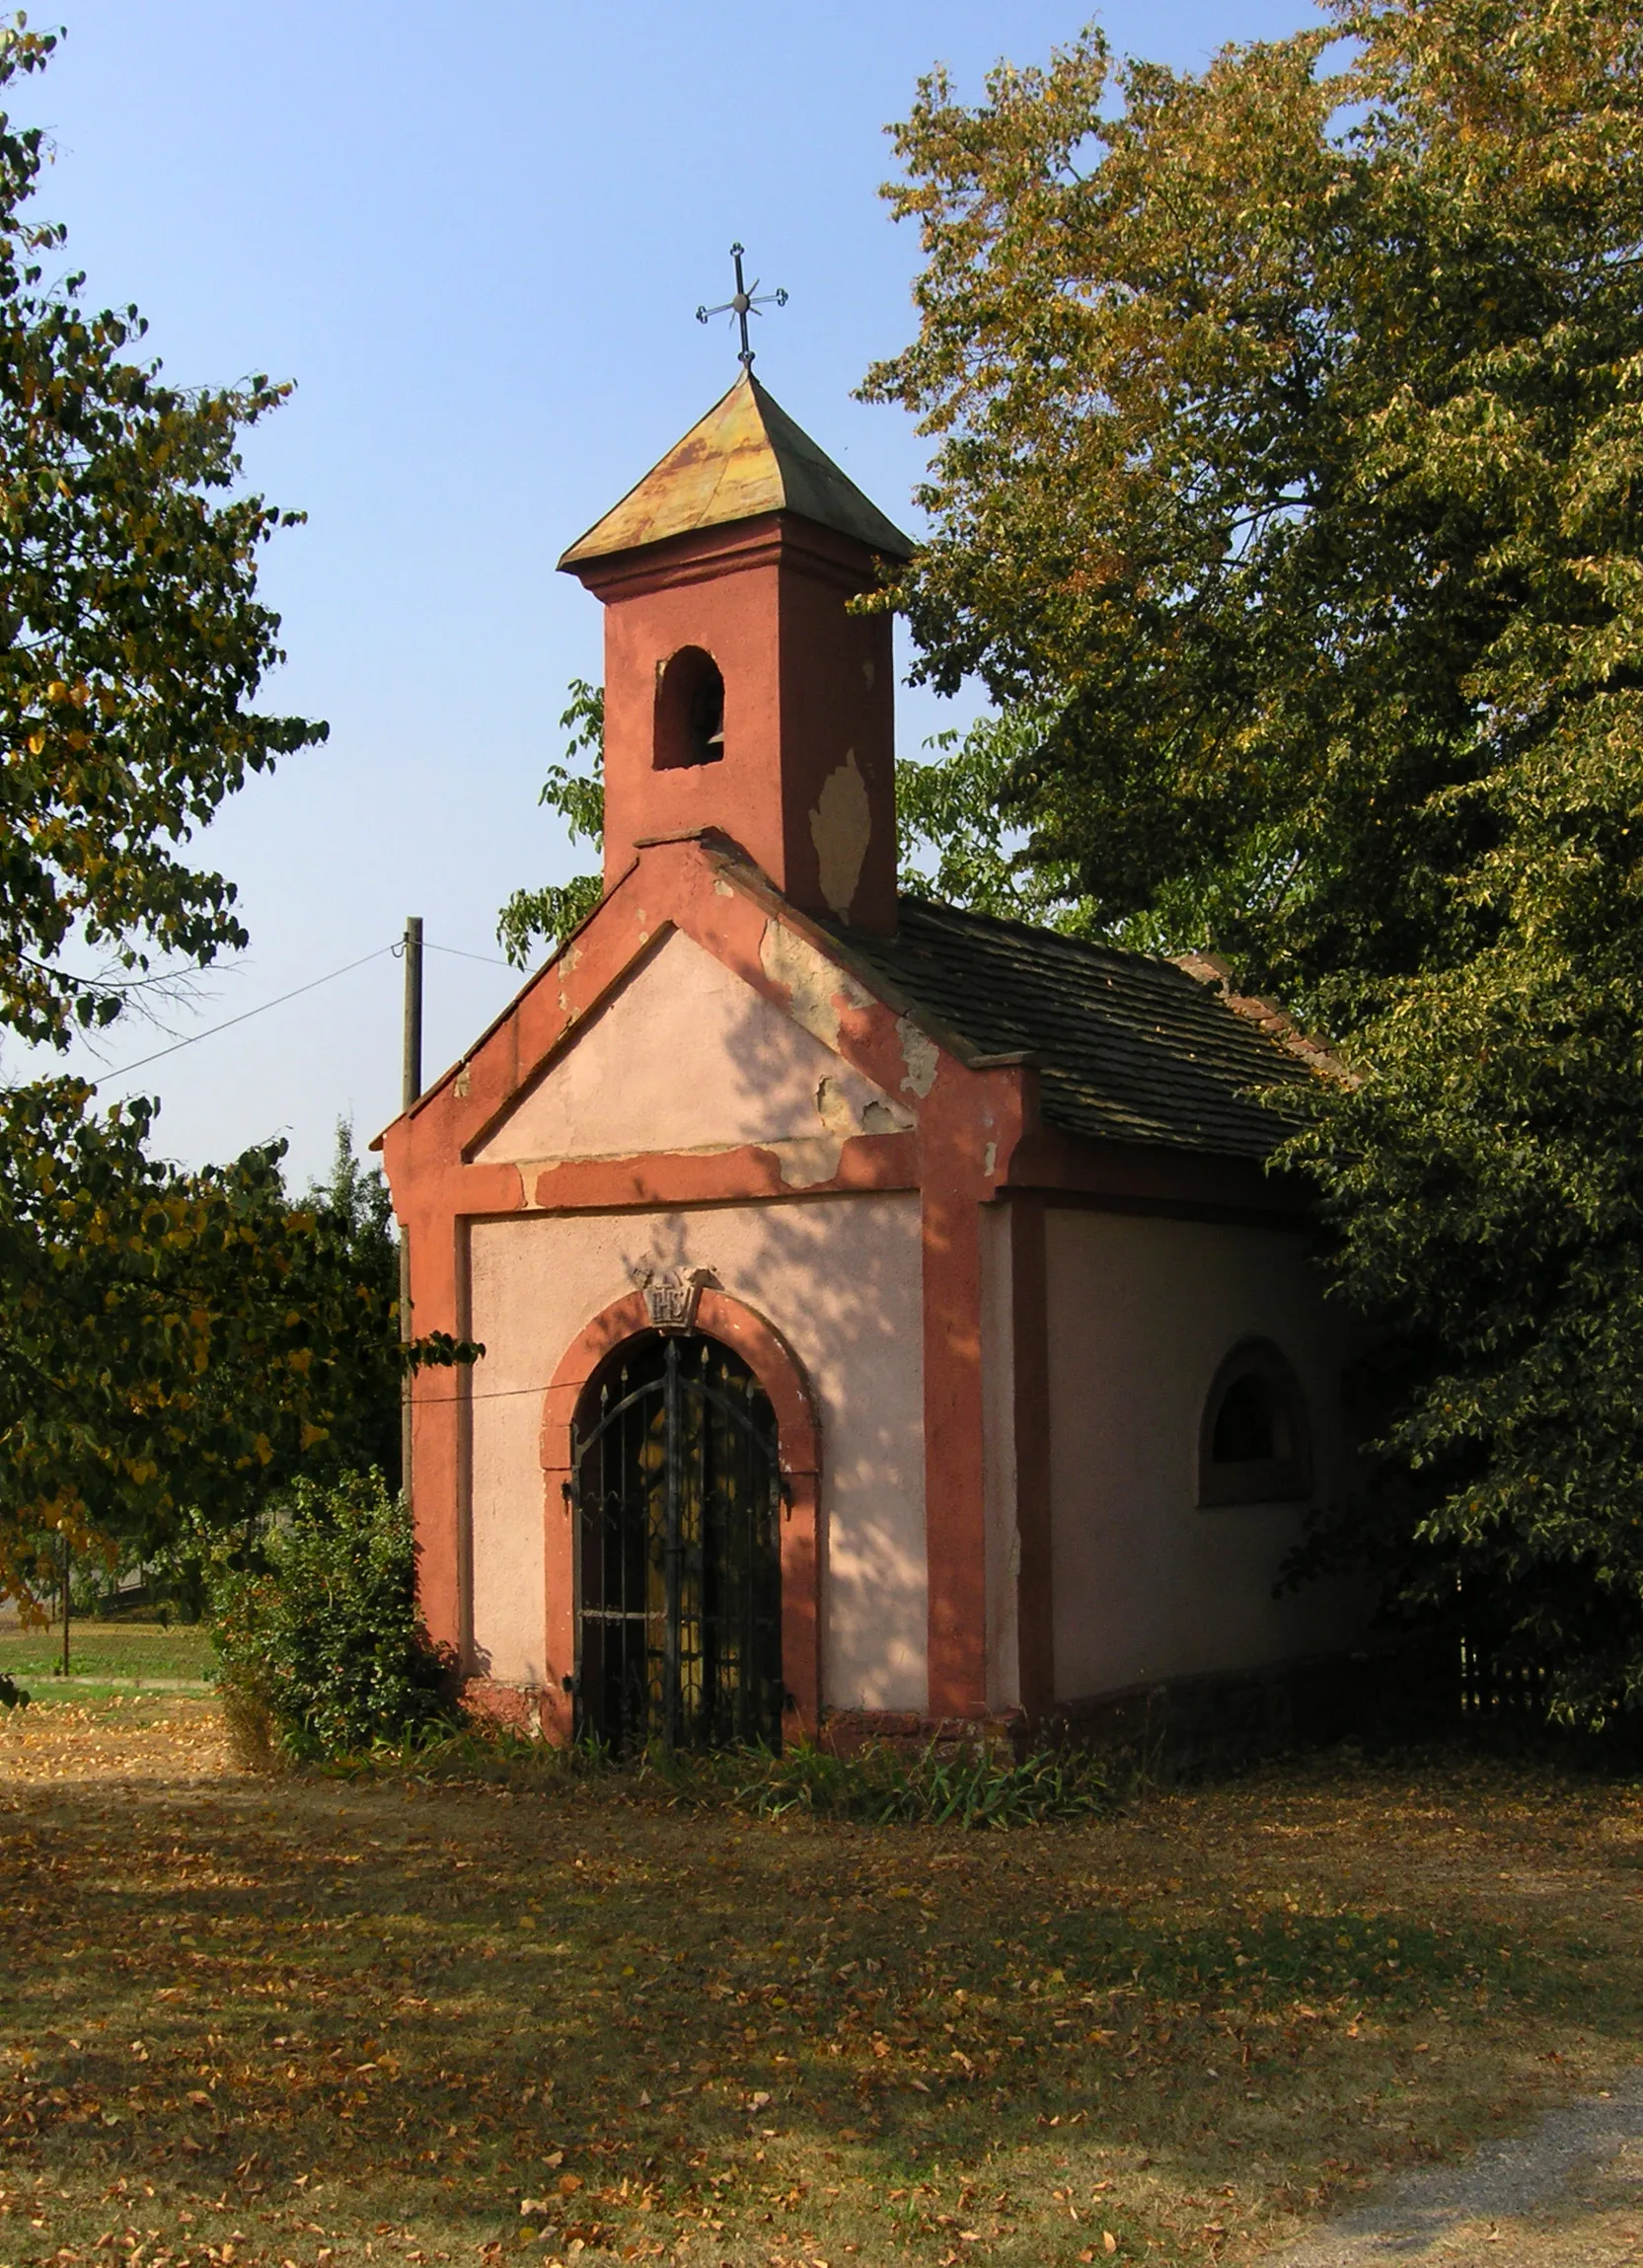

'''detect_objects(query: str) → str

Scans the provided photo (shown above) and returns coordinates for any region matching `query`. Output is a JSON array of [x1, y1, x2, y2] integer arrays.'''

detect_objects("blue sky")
[[12, 0, 1318, 1184]]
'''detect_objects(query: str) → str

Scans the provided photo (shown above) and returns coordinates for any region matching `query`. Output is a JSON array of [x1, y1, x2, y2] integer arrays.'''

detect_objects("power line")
[[83, 930, 512, 1092], [413, 1377, 566, 1405], [423, 939, 515, 970], [93, 944, 397, 1085]]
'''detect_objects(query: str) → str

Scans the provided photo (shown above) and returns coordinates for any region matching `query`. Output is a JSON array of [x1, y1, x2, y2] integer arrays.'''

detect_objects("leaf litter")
[[2, 1699, 1642, 2267]]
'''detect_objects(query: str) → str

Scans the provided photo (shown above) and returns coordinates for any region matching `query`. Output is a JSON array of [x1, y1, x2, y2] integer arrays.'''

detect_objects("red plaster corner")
[[539, 1287, 823, 1746]]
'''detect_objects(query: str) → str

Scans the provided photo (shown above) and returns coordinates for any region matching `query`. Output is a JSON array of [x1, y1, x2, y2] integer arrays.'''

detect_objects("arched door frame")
[[540, 1288, 821, 1745]]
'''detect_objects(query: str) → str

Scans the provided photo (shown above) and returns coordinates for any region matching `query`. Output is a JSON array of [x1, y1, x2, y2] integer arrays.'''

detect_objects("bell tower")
[[559, 372, 912, 936]]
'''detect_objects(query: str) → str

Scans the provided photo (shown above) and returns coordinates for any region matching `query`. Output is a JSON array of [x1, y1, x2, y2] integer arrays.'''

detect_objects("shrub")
[[208, 1471, 457, 1766]]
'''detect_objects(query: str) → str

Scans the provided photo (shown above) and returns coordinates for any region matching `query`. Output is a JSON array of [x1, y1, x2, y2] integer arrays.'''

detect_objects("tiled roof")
[[842, 897, 1317, 1161], [560, 373, 913, 568]]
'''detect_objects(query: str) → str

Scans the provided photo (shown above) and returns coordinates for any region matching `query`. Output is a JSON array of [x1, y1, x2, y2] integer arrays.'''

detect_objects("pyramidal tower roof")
[[559, 371, 914, 570]]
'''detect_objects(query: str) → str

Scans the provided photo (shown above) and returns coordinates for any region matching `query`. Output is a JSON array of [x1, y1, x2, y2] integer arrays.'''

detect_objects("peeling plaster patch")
[[815, 1074, 859, 1142], [455, 1065, 472, 1099], [776, 1135, 847, 1190], [809, 749, 872, 920], [983, 1139, 998, 1178], [816, 1074, 913, 1142], [714, 877, 734, 897], [897, 1015, 940, 1099], [760, 919, 872, 1051]]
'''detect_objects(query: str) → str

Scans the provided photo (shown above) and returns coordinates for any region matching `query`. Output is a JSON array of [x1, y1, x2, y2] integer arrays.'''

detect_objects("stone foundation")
[[461, 1678, 545, 1737]]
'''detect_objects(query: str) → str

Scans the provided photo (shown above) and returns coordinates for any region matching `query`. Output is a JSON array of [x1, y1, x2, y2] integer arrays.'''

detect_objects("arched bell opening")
[[653, 644, 725, 770], [570, 1328, 784, 1753]]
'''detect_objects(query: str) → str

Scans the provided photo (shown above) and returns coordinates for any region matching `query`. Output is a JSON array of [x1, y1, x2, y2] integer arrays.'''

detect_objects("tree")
[[865, 0, 1643, 1720], [0, 26, 324, 1046], [293, 1120, 404, 1488], [0, 1095, 409, 1607], [496, 679, 606, 966], [0, 24, 472, 1607]]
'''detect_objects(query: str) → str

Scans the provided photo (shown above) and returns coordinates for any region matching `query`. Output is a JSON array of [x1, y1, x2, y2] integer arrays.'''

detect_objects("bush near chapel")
[[207, 1473, 457, 1766]]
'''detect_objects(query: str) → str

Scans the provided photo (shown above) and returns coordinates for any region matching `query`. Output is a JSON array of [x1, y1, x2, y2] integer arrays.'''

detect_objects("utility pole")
[[400, 917, 423, 1504]]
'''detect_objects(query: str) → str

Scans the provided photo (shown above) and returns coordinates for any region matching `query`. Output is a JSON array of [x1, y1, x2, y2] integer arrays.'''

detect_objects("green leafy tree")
[[0, 26, 324, 1046], [0, 1093, 404, 1606], [898, 708, 1089, 929], [866, 0, 1643, 1719], [497, 678, 606, 966], [293, 1119, 403, 1488], [0, 24, 475, 1608]]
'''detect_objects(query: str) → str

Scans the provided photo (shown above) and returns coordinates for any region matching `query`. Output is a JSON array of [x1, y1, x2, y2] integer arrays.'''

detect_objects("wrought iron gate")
[[570, 1332, 784, 1753]]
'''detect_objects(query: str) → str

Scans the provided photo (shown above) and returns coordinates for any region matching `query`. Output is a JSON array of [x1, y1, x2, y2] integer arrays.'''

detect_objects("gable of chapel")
[[472, 926, 912, 1183]]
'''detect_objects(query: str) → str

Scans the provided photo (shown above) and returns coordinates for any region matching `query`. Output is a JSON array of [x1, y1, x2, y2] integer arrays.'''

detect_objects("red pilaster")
[[1008, 1195, 1056, 1719], [919, 1063, 1035, 1720]]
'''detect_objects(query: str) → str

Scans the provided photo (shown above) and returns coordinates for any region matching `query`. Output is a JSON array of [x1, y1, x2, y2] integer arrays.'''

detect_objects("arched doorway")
[[570, 1331, 784, 1753]]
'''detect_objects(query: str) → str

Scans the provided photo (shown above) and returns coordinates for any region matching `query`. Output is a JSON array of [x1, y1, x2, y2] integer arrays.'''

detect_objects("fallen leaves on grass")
[[1, 1701, 1641, 2268]]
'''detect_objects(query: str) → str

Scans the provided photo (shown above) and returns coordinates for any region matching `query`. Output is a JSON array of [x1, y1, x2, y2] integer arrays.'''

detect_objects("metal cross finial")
[[696, 242, 787, 370]]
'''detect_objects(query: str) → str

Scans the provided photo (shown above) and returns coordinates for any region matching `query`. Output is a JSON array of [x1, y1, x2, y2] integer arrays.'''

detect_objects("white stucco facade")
[[1039, 1206, 1361, 1701], [464, 1192, 928, 1713]]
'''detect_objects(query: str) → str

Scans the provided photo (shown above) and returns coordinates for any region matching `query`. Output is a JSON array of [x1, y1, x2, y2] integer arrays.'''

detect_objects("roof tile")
[[842, 898, 1313, 1160]]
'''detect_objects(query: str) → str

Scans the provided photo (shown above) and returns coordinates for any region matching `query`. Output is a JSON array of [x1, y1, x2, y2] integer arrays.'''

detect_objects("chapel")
[[380, 370, 1364, 1752]]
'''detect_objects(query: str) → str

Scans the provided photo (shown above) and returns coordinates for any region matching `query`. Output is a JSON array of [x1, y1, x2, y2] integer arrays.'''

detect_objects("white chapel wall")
[[465, 1192, 928, 1712], [473, 930, 909, 1172], [1044, 1209, 1363, 1701]]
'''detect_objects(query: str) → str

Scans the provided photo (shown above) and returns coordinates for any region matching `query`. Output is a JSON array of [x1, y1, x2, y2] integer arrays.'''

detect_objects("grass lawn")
[[0, 1621, 211, 1695], [2, 1699, 1642, 2268]]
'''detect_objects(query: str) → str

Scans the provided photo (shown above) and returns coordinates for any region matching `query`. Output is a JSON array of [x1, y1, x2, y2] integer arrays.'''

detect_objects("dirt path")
[[1255, 2075, 1643, 2264]]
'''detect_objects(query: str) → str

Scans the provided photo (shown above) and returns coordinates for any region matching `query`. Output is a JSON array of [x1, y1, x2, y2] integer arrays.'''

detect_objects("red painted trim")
[[1006, 1125, 1307, 1218], [537, 1287, 823, 1747], [1008, 1196, 1055, 1719], [403, 1205, 466, 1660], [922, 1182, 987, 1716], [918, 1066, 1031, 1719], [527, 1133, 916, 1215]]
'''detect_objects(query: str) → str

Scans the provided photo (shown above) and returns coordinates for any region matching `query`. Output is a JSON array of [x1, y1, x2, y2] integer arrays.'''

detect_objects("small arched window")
[[1198, 1338, 1312, 1507], [654, 645, 725, 770]]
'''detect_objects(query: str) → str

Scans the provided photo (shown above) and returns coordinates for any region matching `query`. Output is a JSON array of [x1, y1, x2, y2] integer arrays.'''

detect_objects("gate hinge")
[[561, 1674, 578, 1696]]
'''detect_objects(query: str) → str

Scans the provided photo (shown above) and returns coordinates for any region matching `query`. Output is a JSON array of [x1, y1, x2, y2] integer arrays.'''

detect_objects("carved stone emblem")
[[635, 1265, 712, 1334]]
